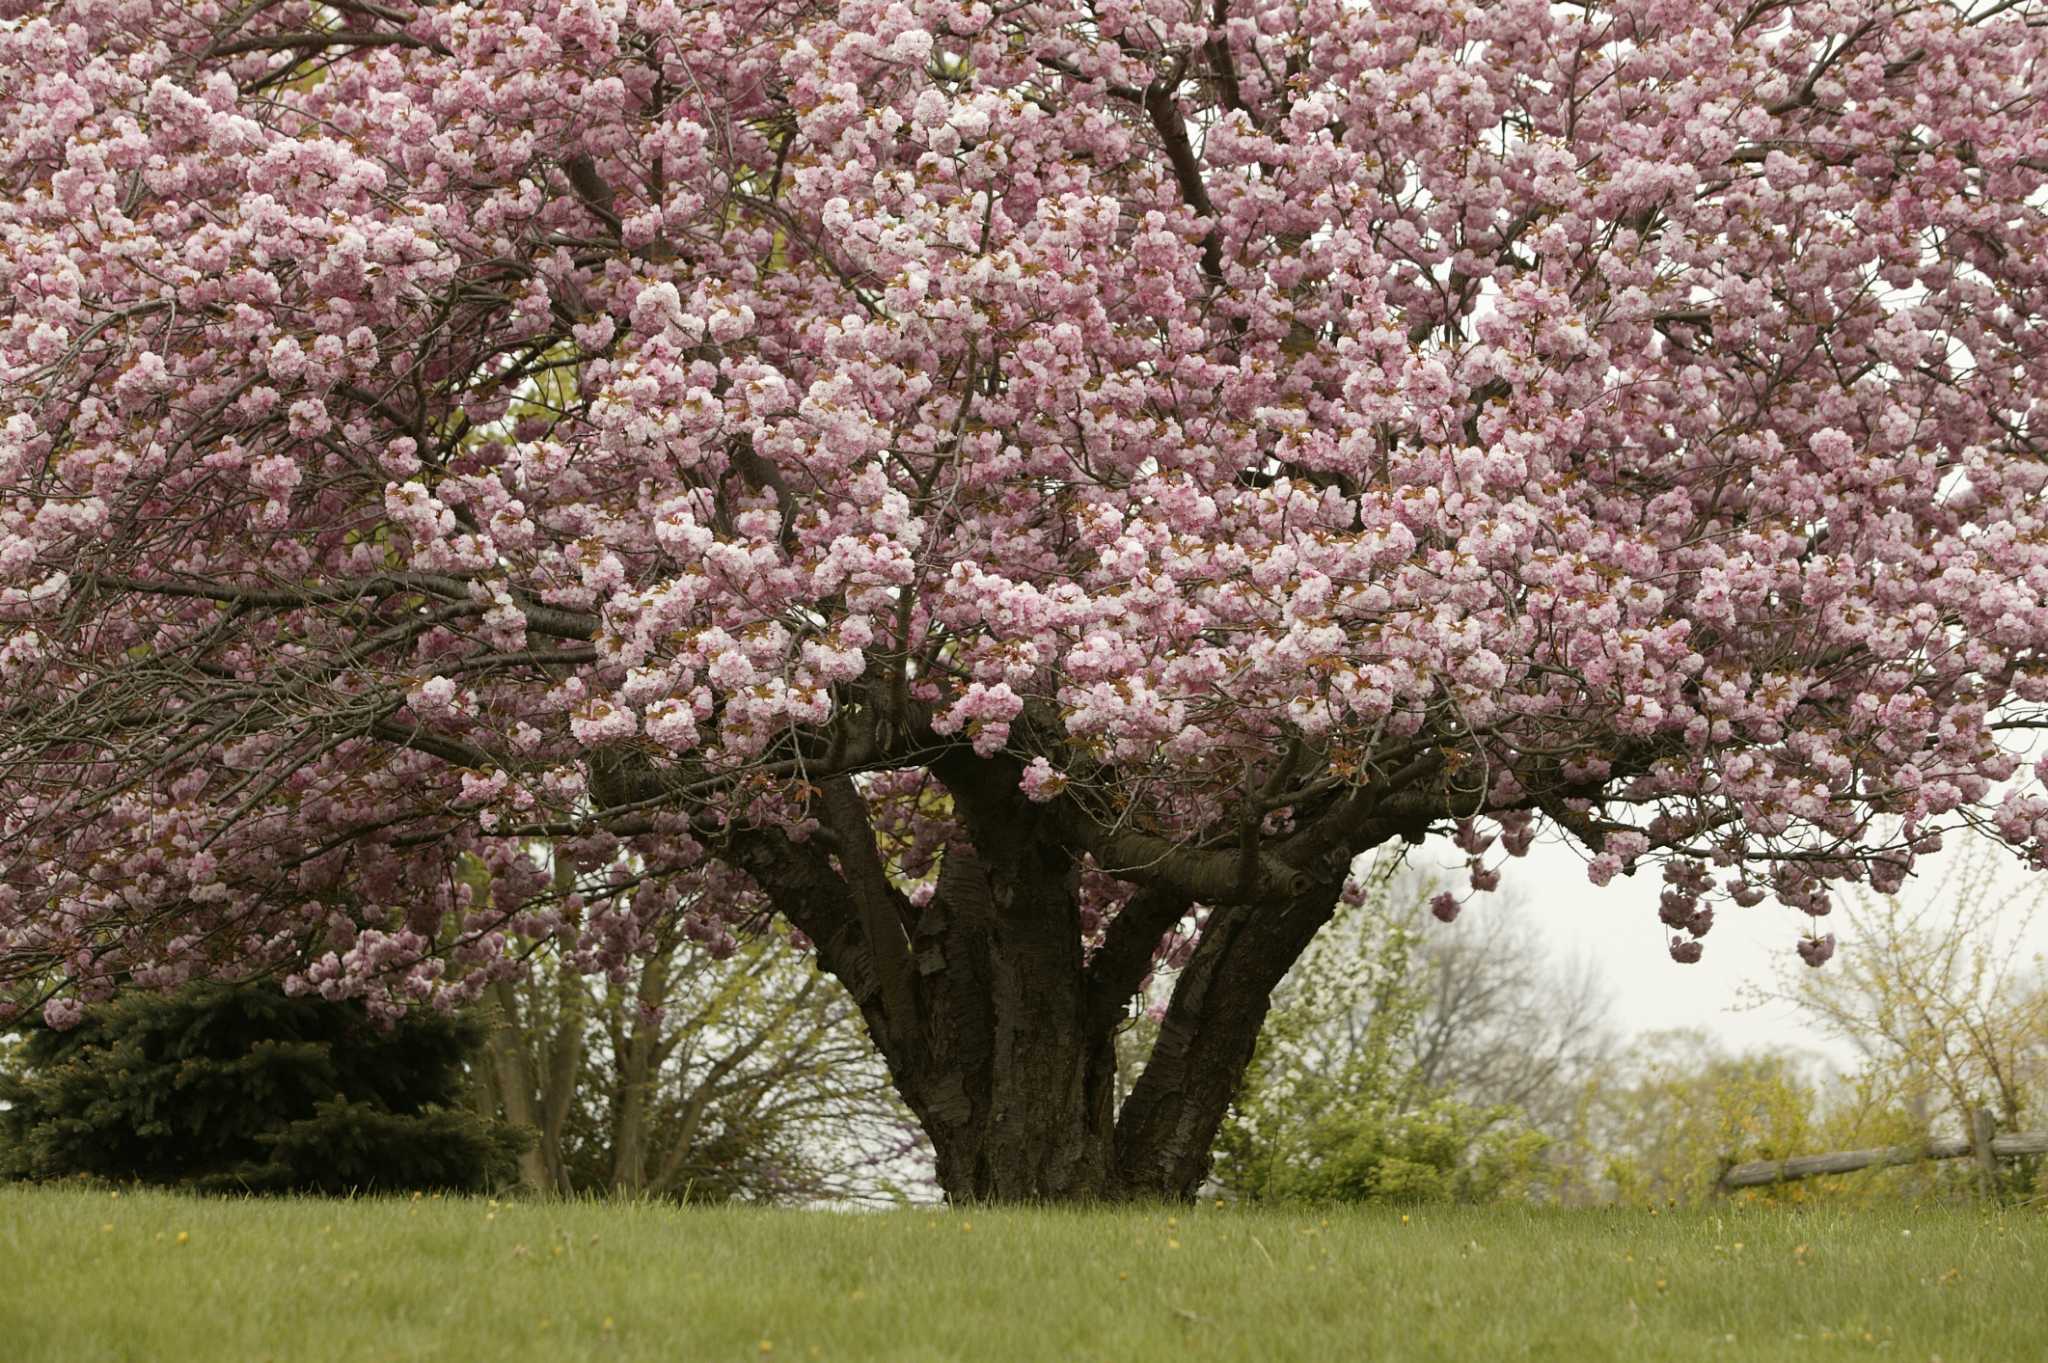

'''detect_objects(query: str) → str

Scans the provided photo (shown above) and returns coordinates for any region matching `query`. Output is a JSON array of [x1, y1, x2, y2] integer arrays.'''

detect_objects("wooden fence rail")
[[1718, 1119, 2048, 1191]]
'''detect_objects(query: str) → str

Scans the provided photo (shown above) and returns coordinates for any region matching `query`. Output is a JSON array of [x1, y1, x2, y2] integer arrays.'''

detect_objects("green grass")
[[1, 1188, 2043, 1362]]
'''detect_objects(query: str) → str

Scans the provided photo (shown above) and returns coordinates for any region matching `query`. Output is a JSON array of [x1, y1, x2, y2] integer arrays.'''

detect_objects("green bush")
[[1211, 862, 1551, 1205], [0, 983, 526, 1193], [1223, 1094, 1550, 1205]]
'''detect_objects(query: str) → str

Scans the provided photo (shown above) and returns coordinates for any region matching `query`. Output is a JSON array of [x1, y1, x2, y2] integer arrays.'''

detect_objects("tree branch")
[[1084, 886, 1193, 1033], [1042, 796, 1310, 902], [1143, 65, 1226, 283], [205, 30, 450, 59], [814, 776, 920, 1036]]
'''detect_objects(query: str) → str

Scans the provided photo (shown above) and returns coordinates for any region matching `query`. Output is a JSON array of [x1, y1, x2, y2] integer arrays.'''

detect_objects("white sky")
[[1418, 833, 2048, 1070]]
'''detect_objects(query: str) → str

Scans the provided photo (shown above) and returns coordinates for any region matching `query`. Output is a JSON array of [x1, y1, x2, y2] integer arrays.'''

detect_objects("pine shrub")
[[0, 984, 526, 1193]]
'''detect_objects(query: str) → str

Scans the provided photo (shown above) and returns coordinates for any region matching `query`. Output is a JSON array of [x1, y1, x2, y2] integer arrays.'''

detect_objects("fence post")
[[1969, 1106, 1999, 1200]]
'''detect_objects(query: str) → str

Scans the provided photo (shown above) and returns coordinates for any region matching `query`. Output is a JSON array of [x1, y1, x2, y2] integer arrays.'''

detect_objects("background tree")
[[1540, 842, 2048, 1208], [1546, 1028, 1836, 1207], [4, 0, 2048, 1202], [1535, 1026, 2032, 1208], [1402, 880, 1617, 1137], [1745, 833, 2048, 1135], [1213, 857, 1602, 1203], [0, 983, 525, 1193], [479, 922, 923, 1203]]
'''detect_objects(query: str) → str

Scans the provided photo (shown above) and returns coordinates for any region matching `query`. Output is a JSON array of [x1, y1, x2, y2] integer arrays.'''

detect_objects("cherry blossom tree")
[[3, 0, 2047, 1201]]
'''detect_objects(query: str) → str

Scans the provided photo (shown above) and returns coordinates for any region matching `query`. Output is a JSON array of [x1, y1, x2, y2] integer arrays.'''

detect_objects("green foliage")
[[1577, 1035, 1827, 1208], [1740, 834, 2048, 1203], [1542, 836, 2048, 1210], [249, 1101, 528, 1197], [1215, 838, 2048, 1211], [1225, 1094, 1550, 1206], [0, 983, 525, 1193], [1214, 858, 1549, 1205], [1543, 1029, 2020, 1209]]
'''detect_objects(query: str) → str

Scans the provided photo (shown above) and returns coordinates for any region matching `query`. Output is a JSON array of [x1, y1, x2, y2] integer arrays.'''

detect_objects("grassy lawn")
[[1, 1187, 2042, 1361]]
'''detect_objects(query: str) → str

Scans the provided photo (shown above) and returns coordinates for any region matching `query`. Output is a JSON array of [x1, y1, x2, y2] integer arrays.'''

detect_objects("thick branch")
[[1275, 750, 1447, 882], [364, 718, 503, 770], [1204, 0, 1252, 124], [814, 776, 919, 1040], [1042, 797, 1310, 902], [1144, 71, 1226, 283], [1083, 886, 1193, 1034], [205, 30, 450, 59], [90, 571, 598, 641], [1115, 873, 1347, 1195], [720, 826, 926, 1066]]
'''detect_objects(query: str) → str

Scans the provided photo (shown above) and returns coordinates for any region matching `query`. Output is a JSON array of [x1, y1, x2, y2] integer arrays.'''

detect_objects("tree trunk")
[[486, 981, 553, 1195], [727, 760, 1359, 1204], [534, 967, 586, 1193], [608, 947, 673, 1195], [1113, 880, 1345, 1195], [899, 838, 1122, 1200]]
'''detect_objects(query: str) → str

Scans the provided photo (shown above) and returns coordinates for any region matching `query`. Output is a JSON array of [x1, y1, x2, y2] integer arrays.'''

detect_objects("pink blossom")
[[4, 0, 2048, 1176], [1020, 757, 1066, 803], [407, 676, 462, 721]]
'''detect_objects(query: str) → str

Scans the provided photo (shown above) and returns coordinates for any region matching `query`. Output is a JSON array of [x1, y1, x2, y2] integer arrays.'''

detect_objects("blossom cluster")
[[1, 0, 2045, 1018]]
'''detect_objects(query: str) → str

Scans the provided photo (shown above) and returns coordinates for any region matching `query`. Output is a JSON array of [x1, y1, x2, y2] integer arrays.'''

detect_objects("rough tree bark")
[[728, 752, 1380, 1203], [1113, 884, 1346, 1196]]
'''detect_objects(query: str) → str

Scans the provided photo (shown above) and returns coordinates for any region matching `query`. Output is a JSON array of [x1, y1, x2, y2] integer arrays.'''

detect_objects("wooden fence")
[[1718, 1107, 2048, 1193]]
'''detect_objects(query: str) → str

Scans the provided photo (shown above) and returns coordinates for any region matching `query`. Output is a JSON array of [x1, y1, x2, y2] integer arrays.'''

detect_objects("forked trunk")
[[730, 763, 1351, 1203]]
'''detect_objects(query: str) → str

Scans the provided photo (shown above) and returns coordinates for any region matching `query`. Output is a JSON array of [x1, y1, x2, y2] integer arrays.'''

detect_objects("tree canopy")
[[3, 0, 2046, 1199]]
